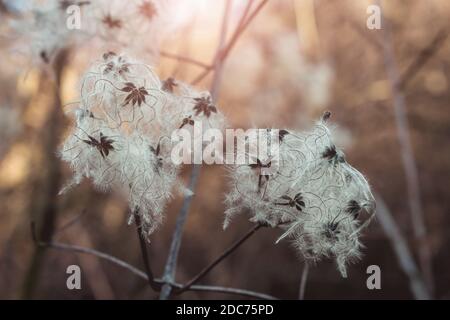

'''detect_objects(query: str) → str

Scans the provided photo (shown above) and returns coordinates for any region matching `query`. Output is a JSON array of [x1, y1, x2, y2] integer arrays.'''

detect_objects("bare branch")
[[210, 0, 234, 99], [36, 236, 149, 280], [159, 51, 212, 69], [239, 0, 255, 25], [54, 209, 87, 236], [191, 0, 268, 85], [398, 29, 447, 91], [217, 0, 268, 63], [177, 224, 262, 294]]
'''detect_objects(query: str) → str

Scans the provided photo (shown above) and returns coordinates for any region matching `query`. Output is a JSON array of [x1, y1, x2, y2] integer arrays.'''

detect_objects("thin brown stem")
[[159, 50, 212, 69], [210, 0, 233, 99], [398, 29, 447, 91], [239, 0, 255, 24], [191, 0, 268, 85], [54, 209, 87, 236], [217, 0, 267, 62], [176, 224, 262, 294], [133, 210, 160, 291]]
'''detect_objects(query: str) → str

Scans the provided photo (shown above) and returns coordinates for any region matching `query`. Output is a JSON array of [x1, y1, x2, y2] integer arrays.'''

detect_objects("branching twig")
[[160, 5, 270, 295], [159, 51, 212, 69], [159, 0, 236, 300], [191, 0, 268, 85], [217, 0, 268, 65], [239, 0, 255, 26], [348, 17, 447, 93], [398, 29, 447, 91], [176, 224, 262, 294], [29, 0, 272, 301], [209, 0, 233, 99]]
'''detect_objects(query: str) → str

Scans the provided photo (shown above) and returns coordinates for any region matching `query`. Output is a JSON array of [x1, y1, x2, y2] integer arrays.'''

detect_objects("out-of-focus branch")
[[160, 0, 269, 300], [239, 0, 255, 24], [54, 210, 87, 236], [210, 0, 233, 99], [377, 1, 434, 295], [398, 29, 447, 91], [21, 49, 69, 299], [159, 51, 212, 69], [298, 264, 309, 300], [191, 0, 268, 85], [348, 20, 447, 92], [375, 194, 431, 300], [217, 0, 268, 65], [176, 224, 262, 294]]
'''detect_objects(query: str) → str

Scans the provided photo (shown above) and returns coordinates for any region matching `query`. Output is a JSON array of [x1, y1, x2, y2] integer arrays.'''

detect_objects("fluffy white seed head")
[[224, 114, 375, 276], [59, 53, 225, 237], [6, 0, 167, 64], [8, 0, 85, 64]]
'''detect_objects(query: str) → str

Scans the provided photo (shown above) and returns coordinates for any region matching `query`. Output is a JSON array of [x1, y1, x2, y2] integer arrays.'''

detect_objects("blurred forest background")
[[0, 0, 449, 299]]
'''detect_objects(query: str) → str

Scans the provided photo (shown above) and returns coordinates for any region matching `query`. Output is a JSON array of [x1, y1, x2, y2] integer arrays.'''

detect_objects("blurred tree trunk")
[[21, 50, 69, 299]]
